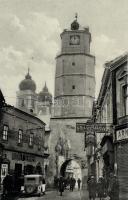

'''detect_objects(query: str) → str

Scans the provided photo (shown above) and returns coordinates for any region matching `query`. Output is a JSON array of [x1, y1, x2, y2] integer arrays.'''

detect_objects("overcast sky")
[[0, 0, 128, 105]]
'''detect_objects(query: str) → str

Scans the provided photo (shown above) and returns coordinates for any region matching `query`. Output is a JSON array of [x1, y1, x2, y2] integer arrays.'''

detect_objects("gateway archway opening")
[[60, 159, 82, 181]]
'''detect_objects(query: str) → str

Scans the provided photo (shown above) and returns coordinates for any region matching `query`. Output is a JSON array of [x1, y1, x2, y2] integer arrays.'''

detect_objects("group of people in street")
[[87, 174, 119, 200], [54, 175, 82, 196]]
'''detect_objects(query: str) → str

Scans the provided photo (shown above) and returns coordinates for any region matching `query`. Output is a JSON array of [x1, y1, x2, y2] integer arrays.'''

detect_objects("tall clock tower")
[[49, 17, 95, 186], [54, 16, 95, 117]]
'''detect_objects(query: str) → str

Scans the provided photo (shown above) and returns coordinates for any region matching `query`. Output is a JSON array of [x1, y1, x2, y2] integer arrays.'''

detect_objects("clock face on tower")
[[70, 35, 80, 45]]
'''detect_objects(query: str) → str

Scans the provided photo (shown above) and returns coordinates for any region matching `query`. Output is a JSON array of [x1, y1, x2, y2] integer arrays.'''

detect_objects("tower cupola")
[[38, 82, 52, 103], [71, 14, 79, 30], [19, 69, 36, 92]]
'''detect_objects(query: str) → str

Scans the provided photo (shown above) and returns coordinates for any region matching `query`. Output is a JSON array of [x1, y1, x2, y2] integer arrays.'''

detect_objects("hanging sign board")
[[76, 123, 112, 133], [116, 128, 128, 141], [76, 123, 86, 133], [1, 164, 8, 184]]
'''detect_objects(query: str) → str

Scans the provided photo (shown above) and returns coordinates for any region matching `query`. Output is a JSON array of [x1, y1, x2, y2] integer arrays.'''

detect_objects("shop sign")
[[66, 169, 73, 172], [12, 152, 35, 162], [76, 123, 112, 133], [76, 123, 86, 133], [1, 164, 8, 183], [116, 128, 128, 141]]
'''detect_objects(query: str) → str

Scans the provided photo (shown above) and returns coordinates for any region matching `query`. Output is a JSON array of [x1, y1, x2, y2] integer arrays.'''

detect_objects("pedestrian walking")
[[54, 175, 59, 191], [42, 176, 46, 195], [77, 178, 81, 190], [73, 177, 76, 190], [2, 174, 10, 195], [2, 174, 15, 200], [88, 176, 96, 200], [97, 177, 105, 200], [70, 176, 76, 191], [58, 176, 65, 196], [66, 176, 70, 189], [64, 177, 67, 189], [70, 177, 74, 191], [108, 174, 119, 200]]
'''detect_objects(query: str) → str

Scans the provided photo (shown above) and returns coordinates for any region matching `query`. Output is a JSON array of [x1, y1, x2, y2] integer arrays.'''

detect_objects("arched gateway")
[[48, 17, 95, 187], [60, 159, 82, 180]]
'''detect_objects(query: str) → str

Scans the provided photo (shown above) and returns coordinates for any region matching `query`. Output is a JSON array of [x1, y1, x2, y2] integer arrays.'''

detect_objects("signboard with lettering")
[[1, 164, 8, 183], [76, 123, 112, 133], [116, 128, 128, 141], [12, 152, 35, 162], [76, 123, 86, 133]]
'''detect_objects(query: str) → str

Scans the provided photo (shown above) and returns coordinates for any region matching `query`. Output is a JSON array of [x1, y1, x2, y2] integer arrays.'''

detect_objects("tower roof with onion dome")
[[71, 13, 79, 30], [19, 69, 36, 92], [38, 82, 52, 103]]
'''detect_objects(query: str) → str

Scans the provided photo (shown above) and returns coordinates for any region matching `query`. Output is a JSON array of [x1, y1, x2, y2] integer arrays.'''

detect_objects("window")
[[123, 85, 128, 115], [21, 99, 24, 107], [42, 107, 47, 115], [38, 141, 41, 150], [72, 85, 75, 89], [31, 100, 35, 108], [72, 62, 75, 66], [3, 125, 8, 141], [29, 133, 34, 146], [18, 129, 23, 144]]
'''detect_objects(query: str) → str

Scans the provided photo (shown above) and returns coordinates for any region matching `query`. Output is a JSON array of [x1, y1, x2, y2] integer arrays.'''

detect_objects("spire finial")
[[75, 13, 78, 21], [25, 67, 31, 79], [71, 13, 79, 30], [28, 67, 30, 75]]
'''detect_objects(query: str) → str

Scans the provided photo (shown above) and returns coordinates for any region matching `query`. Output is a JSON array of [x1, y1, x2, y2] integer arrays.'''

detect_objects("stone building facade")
[[86, 53, 128, 199], [49, 17, 95, 186], [16, 70, 52, 173], [0, 103, 47, 184]]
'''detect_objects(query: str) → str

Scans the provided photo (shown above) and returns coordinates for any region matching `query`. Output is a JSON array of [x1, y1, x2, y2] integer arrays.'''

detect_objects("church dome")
[[38, 82, 52, 103], [19, 70, 36, 92]]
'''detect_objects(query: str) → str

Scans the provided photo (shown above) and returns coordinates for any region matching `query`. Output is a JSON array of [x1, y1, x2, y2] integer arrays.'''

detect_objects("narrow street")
[[18, 189, 88, 200]]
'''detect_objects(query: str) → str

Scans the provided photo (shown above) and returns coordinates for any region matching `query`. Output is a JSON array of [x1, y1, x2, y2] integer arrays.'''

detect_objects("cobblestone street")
[[18, 189, 88, 200]]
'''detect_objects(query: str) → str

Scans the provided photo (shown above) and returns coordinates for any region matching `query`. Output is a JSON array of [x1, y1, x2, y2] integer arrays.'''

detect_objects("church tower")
[[54, 15, 95, 117], [16, 69, 37, 114], [37, 82, 52, 131], [49, 16, 95, 186]]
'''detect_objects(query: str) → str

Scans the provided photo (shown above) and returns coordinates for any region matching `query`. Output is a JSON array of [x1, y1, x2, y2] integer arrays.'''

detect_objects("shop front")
[[115, 125, 128, 199], [101, 136, 114, 190], [1, 150, 45, 178]]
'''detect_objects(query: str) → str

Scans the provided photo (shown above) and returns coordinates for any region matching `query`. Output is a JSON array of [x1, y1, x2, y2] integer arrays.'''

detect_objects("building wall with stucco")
[[0, 105, 46, 181]]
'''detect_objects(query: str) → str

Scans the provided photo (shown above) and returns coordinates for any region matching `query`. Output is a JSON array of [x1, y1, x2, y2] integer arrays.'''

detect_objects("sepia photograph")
[[0, 0, 128, 199]]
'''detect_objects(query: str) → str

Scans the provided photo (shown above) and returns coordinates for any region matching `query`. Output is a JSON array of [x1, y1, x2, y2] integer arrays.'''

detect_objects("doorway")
[[15, 163, 22, 177]]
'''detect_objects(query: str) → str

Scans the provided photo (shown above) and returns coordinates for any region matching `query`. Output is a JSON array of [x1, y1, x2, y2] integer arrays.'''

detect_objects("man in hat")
[[88, 176, 96, 200]]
